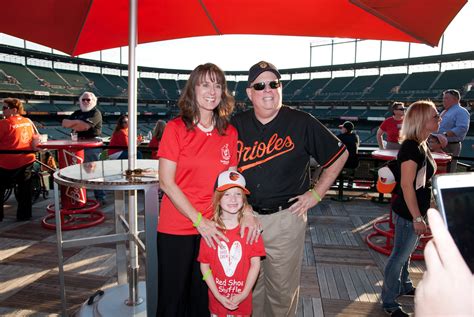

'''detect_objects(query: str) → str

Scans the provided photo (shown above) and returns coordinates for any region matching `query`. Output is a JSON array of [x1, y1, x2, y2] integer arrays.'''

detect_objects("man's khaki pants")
[[445, 142, 461, 173], [252, 209, 307, 317]]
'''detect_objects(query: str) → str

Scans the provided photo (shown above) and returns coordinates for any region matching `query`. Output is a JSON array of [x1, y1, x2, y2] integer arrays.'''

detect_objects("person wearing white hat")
[[198, 170, 265, 317]]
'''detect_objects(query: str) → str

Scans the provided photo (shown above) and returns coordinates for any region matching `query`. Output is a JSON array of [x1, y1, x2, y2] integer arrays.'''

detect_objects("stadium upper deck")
[[1, 44, 473, 159], [1, 44, 474, 105]]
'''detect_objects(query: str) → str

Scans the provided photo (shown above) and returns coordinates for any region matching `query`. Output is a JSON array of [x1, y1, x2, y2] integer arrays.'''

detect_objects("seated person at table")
[[108, 115, 142, 160], [148, 119, 166, 160], [0, 98, 39, 221], [61, 92, 105, 204]]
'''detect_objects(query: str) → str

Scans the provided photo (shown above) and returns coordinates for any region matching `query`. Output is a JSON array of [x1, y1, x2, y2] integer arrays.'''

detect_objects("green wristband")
[[193, 212, 202, 228], [309, 189, 322, 202], [202, 269, 212, 281]]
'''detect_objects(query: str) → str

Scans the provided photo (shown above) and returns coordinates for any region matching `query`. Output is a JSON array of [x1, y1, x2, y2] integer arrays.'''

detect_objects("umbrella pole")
[[125, 0, 142, 307]]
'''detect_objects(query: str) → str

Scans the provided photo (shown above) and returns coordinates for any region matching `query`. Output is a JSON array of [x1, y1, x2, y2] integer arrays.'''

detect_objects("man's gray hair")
[[79, 91, 97, 103]]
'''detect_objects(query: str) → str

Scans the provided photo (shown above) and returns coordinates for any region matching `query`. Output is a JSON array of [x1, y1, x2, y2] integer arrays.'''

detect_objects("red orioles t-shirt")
[[0, 116, 36, 169], [157, 118, 238, 235], [198, 226, 266, 316]]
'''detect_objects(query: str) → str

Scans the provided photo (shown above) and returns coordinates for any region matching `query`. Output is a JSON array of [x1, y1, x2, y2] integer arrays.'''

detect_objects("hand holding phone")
[[432, 172, 474, 272], [415, 209, 473, 317]]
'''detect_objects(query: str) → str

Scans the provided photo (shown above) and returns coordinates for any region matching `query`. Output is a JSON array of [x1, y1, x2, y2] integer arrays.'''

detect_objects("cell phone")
[[433, 172, 474, 272]]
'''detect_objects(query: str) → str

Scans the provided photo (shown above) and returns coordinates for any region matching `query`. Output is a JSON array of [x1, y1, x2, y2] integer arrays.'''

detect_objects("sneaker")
[[384, 308, 410, 317]]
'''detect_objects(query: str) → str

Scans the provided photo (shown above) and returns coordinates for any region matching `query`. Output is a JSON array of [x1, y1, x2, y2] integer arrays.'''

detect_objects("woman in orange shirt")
[[0, 98, 38, 221]]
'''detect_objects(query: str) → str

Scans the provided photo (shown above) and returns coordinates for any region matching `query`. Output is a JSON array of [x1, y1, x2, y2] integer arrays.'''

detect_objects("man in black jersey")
[[62, 91, 105, 205], [232, 61, 348, 317]]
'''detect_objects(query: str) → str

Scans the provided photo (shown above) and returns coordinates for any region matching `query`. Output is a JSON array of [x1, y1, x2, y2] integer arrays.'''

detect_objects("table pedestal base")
[[366, 215, 431, 260], [42, 199, 105, 230]]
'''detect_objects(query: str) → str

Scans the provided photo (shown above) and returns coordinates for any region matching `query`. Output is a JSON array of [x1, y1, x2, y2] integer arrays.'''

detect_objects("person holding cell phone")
[[381, 100, 441, 317]]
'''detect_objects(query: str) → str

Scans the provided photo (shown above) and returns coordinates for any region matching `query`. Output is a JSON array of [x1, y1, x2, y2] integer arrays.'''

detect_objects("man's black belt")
[[253, 202, 293, 215], [448, 141, 461, 144]]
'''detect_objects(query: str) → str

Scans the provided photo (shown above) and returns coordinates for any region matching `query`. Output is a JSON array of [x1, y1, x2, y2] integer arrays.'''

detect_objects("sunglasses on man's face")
[[394, 108, 406, 111], [82, 98, 91, 102], [2, 106, 9, 110], [250, 80, 281, 91]]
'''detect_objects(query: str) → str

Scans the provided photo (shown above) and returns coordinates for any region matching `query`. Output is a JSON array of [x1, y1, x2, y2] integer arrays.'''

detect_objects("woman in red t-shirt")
[[148, 119, 166, 160], [377, 102, 405, 150], [108, 115, 142, 160], [157, 63, 258, 317], [0, 98, 38, 221]]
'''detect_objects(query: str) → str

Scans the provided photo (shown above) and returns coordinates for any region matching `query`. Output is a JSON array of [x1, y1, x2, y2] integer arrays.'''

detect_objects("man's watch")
[[413, 216, 424, 223]]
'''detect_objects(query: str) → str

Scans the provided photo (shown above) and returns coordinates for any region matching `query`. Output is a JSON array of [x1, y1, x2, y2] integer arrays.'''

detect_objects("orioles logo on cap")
[[376, 166, 396, 193], [258, 61, 268, 68], [216, 170, 250, 194], [229, 171, 240, 181]]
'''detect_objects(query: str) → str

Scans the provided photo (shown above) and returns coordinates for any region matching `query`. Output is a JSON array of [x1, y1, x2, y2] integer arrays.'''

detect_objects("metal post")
[[407, 43, 411, 74], [330, 39, 334, 77], [125, 0, 142, 307], [439, 35, 445, 72], [354, 40, 358, 77], [379, 40, 383, 76], [53, 179, 67, 316]]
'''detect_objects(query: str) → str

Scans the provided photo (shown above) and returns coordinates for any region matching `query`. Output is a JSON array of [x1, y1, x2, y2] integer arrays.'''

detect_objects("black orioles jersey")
[[231, 106, 345, 208]]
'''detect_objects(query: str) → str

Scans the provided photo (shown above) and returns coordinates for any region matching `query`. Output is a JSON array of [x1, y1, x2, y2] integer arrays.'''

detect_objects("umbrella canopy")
[[1, 0, 467, 56]]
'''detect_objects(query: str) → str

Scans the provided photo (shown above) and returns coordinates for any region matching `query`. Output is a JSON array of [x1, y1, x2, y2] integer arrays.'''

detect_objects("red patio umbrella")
[[0, 0, 467, 56]]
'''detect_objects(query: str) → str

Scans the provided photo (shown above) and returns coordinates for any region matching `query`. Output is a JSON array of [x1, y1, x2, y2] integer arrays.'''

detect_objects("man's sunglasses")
[[394, 108, 406, 111], [250, 80, 281, 91], [2, 106, 10, 110], [82, 98, 91, 102]]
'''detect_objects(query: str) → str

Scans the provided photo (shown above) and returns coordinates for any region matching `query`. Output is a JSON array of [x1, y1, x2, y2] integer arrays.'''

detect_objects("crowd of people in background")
[[1, 61, 473, 317]]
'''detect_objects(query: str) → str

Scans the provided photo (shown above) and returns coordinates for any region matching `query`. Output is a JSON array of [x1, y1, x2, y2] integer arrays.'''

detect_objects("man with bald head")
[[231, 61, 348, 316]]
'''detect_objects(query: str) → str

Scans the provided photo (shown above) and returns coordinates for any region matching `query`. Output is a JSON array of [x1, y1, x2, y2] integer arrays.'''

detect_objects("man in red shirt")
[[0, 98, 38, 221], [377, 102, 405, 150]]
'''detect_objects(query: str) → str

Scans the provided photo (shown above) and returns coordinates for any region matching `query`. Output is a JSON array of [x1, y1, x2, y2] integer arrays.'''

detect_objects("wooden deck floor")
[[0, 191, 425, 316]]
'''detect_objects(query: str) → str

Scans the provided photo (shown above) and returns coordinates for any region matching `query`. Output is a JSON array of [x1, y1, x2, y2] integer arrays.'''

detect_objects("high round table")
[[366, 149, 451, 260], [52, 159, 159, 316], [37, 138, 104, 230]]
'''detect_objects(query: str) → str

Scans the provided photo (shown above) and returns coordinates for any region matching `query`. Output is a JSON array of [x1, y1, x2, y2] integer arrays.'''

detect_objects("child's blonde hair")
[[211, 188, 249, 230]]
